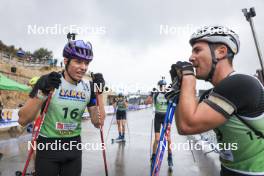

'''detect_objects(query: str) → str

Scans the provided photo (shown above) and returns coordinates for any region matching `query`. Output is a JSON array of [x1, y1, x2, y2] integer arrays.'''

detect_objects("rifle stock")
[[242, 8, 264, 85]]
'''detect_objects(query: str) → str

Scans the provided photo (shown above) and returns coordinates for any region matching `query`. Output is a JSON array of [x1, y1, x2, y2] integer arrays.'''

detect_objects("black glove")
[[164, 84, 180, 102], [92, 73, 105, 94], [170, 61, 194, 84], [29, 72, 61, 98], [152, 87, 158, 92], [150, 87, 158, 96]]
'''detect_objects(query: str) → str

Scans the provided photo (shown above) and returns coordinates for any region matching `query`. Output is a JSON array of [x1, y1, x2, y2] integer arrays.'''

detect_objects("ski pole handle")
[[91, 72, 108, 176]]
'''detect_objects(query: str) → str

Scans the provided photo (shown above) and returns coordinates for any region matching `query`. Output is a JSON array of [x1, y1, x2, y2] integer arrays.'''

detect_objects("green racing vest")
[[215, 114, 264, 174], [40, 77, 92, 138], [116, 99, 127, 111], [153, 92, 168, 113]]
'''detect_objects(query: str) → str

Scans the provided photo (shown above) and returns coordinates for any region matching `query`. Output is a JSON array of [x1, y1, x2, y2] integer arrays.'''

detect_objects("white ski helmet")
[[189, 25, 240, 54]]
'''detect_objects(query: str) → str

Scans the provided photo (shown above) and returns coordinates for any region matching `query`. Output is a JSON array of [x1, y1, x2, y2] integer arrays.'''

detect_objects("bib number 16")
[[62, 107, 79, 119]]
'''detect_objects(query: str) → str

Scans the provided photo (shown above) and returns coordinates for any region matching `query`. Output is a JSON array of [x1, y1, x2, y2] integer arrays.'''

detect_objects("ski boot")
[[121, 134, 126, 142], [111, 135, 123, 143]]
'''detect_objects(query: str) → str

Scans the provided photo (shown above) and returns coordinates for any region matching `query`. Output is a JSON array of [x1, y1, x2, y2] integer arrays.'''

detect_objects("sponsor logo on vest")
[[59, 89, 86, 100], [56, 122, 78, 131]]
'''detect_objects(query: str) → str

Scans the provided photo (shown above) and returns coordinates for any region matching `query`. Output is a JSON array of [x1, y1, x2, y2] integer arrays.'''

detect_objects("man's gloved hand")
[[152, 87, 158, 93], [164, 84, 180, 102], [170, 61, 195, 84], [29, 72, 61, 98], [92, 73, 105, 94], [150, 87, 158, 96]]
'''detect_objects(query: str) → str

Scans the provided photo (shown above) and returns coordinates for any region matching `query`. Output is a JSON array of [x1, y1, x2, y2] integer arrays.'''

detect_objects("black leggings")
[[116, 110, 126, 120], [35, 135, 82, 176], [154, 113, 166, 133]]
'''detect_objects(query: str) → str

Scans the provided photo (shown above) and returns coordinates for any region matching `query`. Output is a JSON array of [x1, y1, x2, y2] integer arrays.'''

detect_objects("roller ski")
[[15, 171, 35, 176], [111, 135, 126, 144]]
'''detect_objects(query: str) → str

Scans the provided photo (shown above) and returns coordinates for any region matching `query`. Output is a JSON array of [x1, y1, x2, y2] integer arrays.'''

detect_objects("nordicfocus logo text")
[[27, 24, 106, 36], [159, 140, 238, 151], [28, 141, 106, 151]]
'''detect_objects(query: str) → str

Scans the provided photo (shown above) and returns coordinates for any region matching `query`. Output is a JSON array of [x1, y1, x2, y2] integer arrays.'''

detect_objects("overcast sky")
[[1, 0, 263, 93]]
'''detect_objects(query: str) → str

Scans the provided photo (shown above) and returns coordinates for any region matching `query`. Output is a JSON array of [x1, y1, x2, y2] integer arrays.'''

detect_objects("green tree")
[[0, 40, 5, 51], [25, 51, 32, 57], [5, 45, 16, 56], [33, 48, 53, 60]]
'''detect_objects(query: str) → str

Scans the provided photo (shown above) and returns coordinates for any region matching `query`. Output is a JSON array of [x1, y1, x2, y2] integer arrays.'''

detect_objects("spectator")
[[54, 59, 58, 67]]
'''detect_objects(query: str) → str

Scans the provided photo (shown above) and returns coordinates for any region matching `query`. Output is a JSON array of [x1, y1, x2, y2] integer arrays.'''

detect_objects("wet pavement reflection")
[[0, 108, 202, 176]]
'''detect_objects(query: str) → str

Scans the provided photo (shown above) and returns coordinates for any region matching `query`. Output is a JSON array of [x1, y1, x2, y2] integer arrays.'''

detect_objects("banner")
[[0, 109, 19, 128], [0, 105, 151, 127], [82, 106, 116, 118]]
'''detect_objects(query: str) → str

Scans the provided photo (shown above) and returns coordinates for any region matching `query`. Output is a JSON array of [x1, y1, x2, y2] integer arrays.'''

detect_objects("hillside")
[[0, 59, 62, 108]]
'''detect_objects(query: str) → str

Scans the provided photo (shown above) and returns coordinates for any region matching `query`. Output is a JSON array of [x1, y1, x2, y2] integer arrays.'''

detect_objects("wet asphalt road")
[[0, 108, 203, 176]]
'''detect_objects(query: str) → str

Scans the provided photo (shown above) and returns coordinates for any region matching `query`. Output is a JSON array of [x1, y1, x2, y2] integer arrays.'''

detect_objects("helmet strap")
[[206, 44, 218, 82]]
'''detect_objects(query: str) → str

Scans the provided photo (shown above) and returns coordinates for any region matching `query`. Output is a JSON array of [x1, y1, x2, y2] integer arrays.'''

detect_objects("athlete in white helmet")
[[170, 25, 264, 176]]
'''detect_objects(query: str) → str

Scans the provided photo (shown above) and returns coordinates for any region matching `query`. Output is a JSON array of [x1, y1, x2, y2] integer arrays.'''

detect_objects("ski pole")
[[155, 106, 175, 176], [126, 115, 130, 143], [188, 140, 196, 163], [150, 118, 154, 159], [105, 108, 115, 142], [95, 91, 109, 176], [150, 100, 173, 176], [150, 95, 156, 159], [151, 97, 177, 176], [22, 91, 54, 176], [154, 103, 176, 176], [92, 73, 108, 176], [150, 104, 155, 159], [125, 99, 130, 142], [150, 102, 171, 176]]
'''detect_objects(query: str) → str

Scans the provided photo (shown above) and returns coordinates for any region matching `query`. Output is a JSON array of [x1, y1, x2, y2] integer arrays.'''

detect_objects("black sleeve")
[[87, 81, 96, 107], [204, 74, 264, 118]]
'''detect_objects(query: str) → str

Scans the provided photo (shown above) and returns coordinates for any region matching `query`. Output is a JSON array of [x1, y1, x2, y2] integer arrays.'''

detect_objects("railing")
[[0, 52, 57, 68]]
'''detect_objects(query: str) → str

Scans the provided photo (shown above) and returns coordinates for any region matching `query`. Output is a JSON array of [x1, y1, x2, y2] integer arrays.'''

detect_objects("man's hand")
[[92, 73, 105, 94], [170, 61, 194, 84], [165, 83, 180, 101], [30, 72, 61, 98]]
